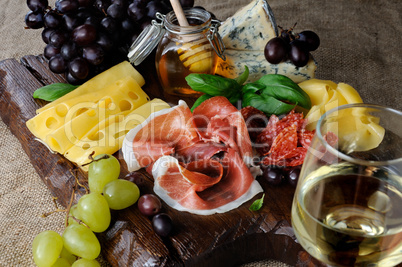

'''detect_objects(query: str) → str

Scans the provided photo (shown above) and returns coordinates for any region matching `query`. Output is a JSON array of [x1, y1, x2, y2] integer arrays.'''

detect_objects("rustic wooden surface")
[[0, 55, 324, 267]]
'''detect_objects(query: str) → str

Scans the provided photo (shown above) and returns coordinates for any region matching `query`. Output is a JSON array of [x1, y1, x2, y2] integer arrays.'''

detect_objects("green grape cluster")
[[32, 154, 141, 266]]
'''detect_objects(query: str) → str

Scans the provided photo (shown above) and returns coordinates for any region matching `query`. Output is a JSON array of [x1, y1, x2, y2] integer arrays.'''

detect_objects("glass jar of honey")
[[127, 8, 225, 98]]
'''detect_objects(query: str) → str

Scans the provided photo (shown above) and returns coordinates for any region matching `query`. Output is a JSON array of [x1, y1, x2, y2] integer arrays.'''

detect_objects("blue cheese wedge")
[[217, 0, 317, 83], [215, 50, 317, 84], [219, 0, 278, 51]]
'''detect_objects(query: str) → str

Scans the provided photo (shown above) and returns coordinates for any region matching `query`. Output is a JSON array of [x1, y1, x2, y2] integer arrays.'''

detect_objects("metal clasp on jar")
[[208, 19, 226, 61]]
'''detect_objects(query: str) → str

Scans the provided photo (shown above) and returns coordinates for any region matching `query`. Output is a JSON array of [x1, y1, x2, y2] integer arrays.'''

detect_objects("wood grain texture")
[[0, 55, 324, 267]]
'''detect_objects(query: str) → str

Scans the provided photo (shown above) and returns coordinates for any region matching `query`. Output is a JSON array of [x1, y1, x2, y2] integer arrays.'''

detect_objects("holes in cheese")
[[36, 61, 145, 114], [55, 104, 68, 117], [64, 98, 171, 171], [28, 76, 149, 154]]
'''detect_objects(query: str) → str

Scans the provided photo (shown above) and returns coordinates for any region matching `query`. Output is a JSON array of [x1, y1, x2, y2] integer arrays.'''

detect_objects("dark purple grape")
[[100, 17, 118, 33], [138, 194, 162, 216], [55, 0, 79, 13], [264, 37, 289, 64], [124, 171, 146, 186], [146, 1, 164, 19], [152, 213, 173, 237], [297, 30, 320, 51], [44, 44, 60, 59], [84, 15, 101, 28], [262, 166, 283, 185], [289, 40, 309, 67], [62, 14, 81, 32], [78, 0, 94, 7], [72, 24, 97, 46], [82, 45, 104, 65], [66, 71, 82, 84], [27, 0, 48, 11], [179, 0, 194, 8], [285, 165, 301, 187], [111, 0, 127, 7], [94, 0, 110, 12], [49, 54, 67, 73], [106, 3, 126, 20], [69, 57, 89, 79], [25, 11, 44, 29], [121, 18, 136, 33], [96, 32, 114, 51], [60, 42, 78, 60], [127, 2, 146, 22], [49, 30, 69, 47], [280, 30, 292, 43], [41, 27, 55, 44], [76, 7, 93, 20], [44, 11, 61, 28]]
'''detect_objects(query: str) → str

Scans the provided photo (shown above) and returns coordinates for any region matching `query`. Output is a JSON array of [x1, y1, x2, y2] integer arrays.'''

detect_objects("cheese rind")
[[215, 49, 317, 83], [218, 0, 278, 51], [36, 61, 145, 114]]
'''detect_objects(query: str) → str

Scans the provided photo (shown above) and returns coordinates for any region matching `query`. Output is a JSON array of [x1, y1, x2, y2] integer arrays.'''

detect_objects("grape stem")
[[41, 197, 67, 218], [81, 151, 110, 167]]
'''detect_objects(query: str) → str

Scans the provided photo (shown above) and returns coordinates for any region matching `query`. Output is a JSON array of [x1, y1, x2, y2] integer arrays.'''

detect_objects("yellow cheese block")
[[64, 99, 171, 170], [299, 79, 383, 151], [27, 77, 145, 141], [36, 61, 145, 114], [46, 77, 149, 154], [27, 76, 150, 154]]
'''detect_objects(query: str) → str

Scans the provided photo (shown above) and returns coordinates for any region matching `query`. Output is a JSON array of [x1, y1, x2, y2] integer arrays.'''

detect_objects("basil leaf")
[[249, 193, 265, 211], [33, 83, 79, 102], [185, 73, 241, 97], [241, 82, 265, 95], [242, 93, 295, 115], [191, 94, 212, 112], [256, 74, 311, 109], [234, 65, 249, 85]]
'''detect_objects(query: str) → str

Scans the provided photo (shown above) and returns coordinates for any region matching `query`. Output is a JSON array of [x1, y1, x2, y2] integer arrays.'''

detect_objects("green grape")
[[88, 154, 120, 194], [67, 204, 81, 225], [51, 257, 71, 267], [103, 179, 140, 210], [62, 224, 101, 260], [60, 247, 77, 264], [77, 193, 111, 233], [32, 230, 63, 267], [72, 258, 101, 267]]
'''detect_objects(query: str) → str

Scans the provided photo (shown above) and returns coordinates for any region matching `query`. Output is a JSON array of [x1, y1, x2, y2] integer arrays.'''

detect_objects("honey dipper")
[[169, 0, 214, 73]]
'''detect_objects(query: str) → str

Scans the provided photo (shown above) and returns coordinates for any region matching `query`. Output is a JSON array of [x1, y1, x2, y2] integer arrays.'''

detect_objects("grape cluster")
[[264, 25, 320, 67], [25, 0, 195, 84], [32, 154, 141, 266], [261, 165, 301, 187]]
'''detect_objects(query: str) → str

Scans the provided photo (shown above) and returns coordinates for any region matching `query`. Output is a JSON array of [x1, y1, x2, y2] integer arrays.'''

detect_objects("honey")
[[156, 32, 217, 97], [127, 8, 225, 98]]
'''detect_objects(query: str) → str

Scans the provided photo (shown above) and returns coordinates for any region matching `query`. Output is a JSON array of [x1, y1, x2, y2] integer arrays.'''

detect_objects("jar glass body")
[[155, 8, 217, 97]]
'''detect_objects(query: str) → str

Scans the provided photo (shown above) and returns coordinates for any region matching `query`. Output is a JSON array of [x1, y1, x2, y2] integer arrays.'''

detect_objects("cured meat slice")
[[193, 96, 253, 165], [122, 101, 199, 171], [123, 97, 263, 215], [153, 148, 263, 215]]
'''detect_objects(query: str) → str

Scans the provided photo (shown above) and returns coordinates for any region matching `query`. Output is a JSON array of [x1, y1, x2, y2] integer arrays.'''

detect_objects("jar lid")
[[127, 14, 166, 66]]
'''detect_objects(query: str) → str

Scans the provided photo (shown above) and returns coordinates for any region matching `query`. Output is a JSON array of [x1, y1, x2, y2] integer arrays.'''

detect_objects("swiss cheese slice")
[[28, 76, 150, 154], [36, 61, 145, 114], [64, 98, 171, 170]]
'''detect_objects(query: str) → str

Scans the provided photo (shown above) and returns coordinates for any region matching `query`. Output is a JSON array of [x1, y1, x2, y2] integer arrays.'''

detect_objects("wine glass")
[[291, 103, 402, 266]]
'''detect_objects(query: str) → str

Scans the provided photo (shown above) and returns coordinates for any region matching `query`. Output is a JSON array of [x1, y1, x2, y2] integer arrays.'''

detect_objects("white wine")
[[291, 164, 402, 266]]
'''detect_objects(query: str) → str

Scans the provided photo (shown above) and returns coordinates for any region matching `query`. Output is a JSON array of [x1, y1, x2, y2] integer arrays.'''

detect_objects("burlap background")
[[0, 0, 401, 266]]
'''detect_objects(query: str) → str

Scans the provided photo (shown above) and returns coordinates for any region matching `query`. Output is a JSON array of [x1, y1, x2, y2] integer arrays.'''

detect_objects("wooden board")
[[0, 55, 324, 267]]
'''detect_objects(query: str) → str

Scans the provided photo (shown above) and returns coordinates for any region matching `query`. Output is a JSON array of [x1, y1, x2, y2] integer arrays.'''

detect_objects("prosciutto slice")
[[122, 97, 263, 215]]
